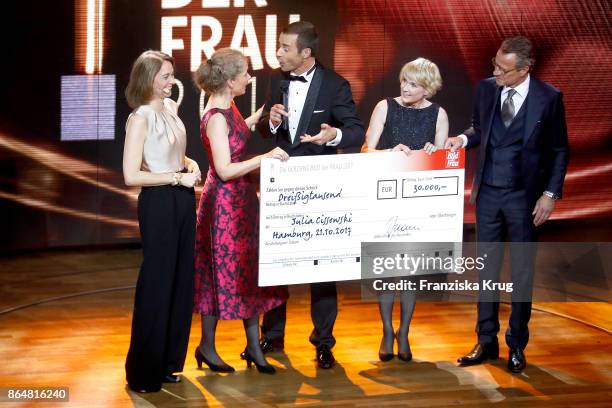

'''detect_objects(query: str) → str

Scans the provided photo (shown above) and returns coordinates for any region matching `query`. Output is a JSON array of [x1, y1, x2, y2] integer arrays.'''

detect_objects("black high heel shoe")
[[242, 348, 276, 374], [398, 351, 413, 362], [378, 332, 395, 362], [396, 331, 412, 362], [195, 347, 235, 373]]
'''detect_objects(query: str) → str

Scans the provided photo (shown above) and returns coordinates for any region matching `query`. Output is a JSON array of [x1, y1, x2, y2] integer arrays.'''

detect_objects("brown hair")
[[281, 21, 319, 57], [125, 50, 175, 109], [500, 36, 535, 69], [194, 48, 246, 94]]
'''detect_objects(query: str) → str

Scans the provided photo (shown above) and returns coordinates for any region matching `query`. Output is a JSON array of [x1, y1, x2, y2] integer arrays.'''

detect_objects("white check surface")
[[259, 150, 465, 285]]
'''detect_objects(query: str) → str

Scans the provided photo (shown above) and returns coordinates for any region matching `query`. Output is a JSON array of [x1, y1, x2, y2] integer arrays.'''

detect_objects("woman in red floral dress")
[[193, 48, 288, 374]]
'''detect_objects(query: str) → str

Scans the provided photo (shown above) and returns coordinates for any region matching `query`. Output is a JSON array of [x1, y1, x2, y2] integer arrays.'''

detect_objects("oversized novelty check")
[[259, 149, 465, 286]]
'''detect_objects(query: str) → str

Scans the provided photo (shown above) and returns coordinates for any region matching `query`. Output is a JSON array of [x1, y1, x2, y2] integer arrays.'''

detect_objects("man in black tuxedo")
[[446, 36, 569, 373], [256, 21, 365, 369]]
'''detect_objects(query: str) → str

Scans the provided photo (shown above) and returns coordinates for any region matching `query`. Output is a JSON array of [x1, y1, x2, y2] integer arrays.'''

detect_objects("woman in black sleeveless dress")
[[362, 58, 449, 362]]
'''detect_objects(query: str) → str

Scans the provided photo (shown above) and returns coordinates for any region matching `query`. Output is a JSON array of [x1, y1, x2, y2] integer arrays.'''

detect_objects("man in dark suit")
[[446, 36, 569, 373], [255, 21, 365, 369]]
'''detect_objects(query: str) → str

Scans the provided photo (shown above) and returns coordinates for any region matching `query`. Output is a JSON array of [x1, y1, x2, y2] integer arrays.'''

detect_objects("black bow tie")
[[288, 75, 307, 82]]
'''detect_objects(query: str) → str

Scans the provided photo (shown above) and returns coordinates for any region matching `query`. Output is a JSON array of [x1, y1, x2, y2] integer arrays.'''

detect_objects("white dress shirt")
[[501, 74, 530, 118], [459, 74, 531, 148], [270, 62, 343, 146]]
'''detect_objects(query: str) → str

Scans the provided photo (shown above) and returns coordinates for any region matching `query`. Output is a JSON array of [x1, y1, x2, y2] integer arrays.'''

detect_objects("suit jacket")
[[257, 63, 365, 156], [464, 76, 569, 207]]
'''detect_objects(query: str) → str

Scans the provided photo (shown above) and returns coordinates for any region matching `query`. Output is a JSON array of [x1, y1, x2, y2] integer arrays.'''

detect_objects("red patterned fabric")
[[194, 103, 287, 319]]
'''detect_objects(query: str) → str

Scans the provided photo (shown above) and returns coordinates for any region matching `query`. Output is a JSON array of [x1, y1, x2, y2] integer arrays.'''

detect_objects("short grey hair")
[[500, 36, 535, 69]]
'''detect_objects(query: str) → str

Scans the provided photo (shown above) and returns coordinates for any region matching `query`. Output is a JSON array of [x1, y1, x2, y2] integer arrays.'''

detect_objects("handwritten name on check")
[[259, 150, 465, 286]]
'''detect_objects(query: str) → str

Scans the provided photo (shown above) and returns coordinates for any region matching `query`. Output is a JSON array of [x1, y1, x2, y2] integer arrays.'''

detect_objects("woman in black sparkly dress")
[[362, 58, 449, 362]]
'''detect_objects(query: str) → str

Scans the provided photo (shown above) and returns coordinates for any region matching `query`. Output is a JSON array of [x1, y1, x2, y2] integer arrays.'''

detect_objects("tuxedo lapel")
[[293, 65, 324, 147], [523, 79, 545, 146]]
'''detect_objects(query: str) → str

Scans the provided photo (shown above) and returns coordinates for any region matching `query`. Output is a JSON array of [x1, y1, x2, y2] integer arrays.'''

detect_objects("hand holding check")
[[444, 137, 464, 152]]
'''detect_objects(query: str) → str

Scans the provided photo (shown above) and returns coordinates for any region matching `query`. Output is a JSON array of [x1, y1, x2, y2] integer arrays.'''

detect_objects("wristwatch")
[[543, 191, 559, 200]]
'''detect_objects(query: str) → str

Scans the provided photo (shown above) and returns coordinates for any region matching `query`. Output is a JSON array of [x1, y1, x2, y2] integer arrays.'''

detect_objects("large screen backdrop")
[[1, 0, 610, 250]]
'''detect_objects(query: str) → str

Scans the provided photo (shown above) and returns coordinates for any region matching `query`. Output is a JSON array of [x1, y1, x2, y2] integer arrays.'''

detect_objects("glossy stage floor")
[[0, 247, 610, 407]]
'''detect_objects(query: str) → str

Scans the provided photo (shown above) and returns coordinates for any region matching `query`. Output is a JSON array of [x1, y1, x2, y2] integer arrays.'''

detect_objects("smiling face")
[[492, 48, 529, 88], [399, 76, 429, 107], [152, 60, 175, 100], [276, 33, 312, 74]]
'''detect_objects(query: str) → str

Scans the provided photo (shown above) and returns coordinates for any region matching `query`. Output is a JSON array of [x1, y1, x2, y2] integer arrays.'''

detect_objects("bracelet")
[[171, 172, 182, 186]]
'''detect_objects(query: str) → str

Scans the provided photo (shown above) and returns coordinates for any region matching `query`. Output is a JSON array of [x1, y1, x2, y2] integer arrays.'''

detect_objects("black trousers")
[[475, 184, 536, 350], [262, 281, 338, 349], [125, 185, 195, 389]]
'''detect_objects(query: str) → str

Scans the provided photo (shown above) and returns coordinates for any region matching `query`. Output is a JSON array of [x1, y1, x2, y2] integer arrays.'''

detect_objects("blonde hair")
[[125, 50, 175, 109], [194, 48, 246, 94], [399, 58, 442, 97]]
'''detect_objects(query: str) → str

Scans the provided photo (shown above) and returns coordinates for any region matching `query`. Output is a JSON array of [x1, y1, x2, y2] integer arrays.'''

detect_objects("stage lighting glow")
[[0, 191, 138, 228], [175, 79, 185, 106], [189, 16, 222, 71], [162, 0, 270, 7], [264, 15, 280, 69], [161, 3, 300, 72], [0, 132, 138, 201], [5, 0, 610, 250], [161, 16, 188, 60], [61, 75, 116, 141], [199, 90, 206, 119], [86, 0, 95, 74], [236, 0, 268, 6], [84, 0, 105, 74], [250, 76, 256, 123], [97, 0, 104, 73], [565, 163, 612, 181], [249, 76, 257, 129], [232, 15, 263, 69]]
